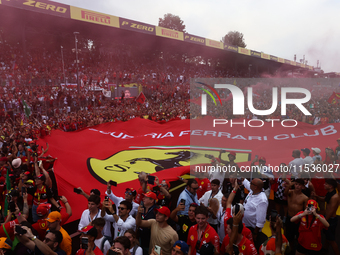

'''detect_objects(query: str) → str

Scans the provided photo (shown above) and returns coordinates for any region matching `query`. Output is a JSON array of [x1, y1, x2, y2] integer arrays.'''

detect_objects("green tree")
[[221, 31, 246, 48], [158, 13, 186, 32]]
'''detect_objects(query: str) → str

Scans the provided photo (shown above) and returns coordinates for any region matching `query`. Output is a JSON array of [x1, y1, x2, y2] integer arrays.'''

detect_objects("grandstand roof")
[[0, 0, 314, 73]]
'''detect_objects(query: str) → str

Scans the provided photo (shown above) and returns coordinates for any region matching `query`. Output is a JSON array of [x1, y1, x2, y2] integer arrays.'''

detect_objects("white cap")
[[312, 147, 321, 154]]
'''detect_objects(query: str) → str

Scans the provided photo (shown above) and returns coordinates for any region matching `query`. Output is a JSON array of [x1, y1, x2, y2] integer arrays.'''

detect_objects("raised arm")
[[155, 177, 171, 199], [22, 226, 57, 255], [170, 202, 185, 223], [136, 205, 152, 228], [227, 180, 239, 209], [60, 196, 72, 217]]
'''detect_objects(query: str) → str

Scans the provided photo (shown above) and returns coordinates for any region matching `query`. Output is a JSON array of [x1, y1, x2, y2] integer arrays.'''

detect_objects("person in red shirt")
[[195, 174, 211, 200], [223, 180, 254, 244], [221, 217, 257, 255], [134, 172, 155, 204], [187, 205, 219, 255], [290, 199, 329, 255], [76, 225, 103, 255]]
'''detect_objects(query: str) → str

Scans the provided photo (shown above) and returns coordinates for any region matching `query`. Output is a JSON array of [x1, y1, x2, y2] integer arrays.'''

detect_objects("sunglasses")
[[118, 207, 127, 210], [125, 191, 133, 195], [44, 238, 55, 243], [191, 187, 198, 191]]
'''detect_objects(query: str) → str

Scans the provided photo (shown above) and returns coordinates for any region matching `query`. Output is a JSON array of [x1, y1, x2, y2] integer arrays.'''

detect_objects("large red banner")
[[39, 118, 340, 222]]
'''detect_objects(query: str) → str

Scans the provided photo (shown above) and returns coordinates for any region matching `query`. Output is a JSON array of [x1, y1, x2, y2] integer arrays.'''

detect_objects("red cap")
[[0, 157, 8, 162], [155, 206, 170, 217], [259, 156, 266, 162], [144, 191, 157, 200], [307, 199, 318, 207], [228, 152, 236, 157], [161, 180, 171, 188], [125, 188, 137, 196], [78, 225, 98, 237], [36, 203, 51, 216], [24, 171, 30, 175], [126, 187, 136, 193], [36, 174, 44, 179]]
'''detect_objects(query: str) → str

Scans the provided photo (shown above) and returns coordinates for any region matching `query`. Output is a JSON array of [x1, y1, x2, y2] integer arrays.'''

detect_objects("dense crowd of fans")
[[0, 137, 340, 255], [0, 41, 340, 255]]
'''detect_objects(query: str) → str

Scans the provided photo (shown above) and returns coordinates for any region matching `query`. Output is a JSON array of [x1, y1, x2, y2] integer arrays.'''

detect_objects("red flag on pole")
[[327, 92, 340, 104], [136, 92, 146, 104]]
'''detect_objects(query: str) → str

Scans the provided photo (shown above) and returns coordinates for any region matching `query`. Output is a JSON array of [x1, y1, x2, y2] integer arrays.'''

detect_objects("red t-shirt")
[[32, 206, 71, 240], [32, 185, 51, 205], [221, 235, 257, 255], [223, 208, 254, 244], [187, 224, 220, 255], [134, 184, 155, 204], [0, 219, 19, 240], [296, 211, 327, 251], [76, 246, 103, 255], [195, 178, 211, 200]]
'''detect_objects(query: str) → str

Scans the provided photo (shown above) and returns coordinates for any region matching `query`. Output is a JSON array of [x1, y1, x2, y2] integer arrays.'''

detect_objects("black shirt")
[[139, 204, 156, 248], [177, 214, 196, 242], [222, 182, 245, 205], [35, 245, 66, 255]]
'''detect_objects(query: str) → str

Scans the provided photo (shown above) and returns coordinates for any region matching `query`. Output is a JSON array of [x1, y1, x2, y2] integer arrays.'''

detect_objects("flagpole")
[[61, 46, 66, 86], [73, 32, 80, 109]]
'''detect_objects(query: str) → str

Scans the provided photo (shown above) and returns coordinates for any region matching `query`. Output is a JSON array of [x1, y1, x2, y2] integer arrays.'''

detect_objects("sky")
[[52, 0, 340, 73]]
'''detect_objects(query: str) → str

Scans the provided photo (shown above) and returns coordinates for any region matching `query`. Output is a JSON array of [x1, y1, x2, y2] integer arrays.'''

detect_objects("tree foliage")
[[221, 31, 246, 48], [158, 13, 186, 32]]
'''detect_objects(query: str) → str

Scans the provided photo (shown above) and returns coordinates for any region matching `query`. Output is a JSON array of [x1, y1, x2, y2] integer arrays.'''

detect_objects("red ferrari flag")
[[38, 118, 340, 222], [327, 92, 340, 104], [136, 92, 146, 104]]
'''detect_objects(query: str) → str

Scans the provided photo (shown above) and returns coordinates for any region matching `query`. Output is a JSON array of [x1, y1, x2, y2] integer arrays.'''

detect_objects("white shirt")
[[303, 156, 314, 166], [102, 213, 136, 239], [242, 179, 268, 229], [78, 209, 112, 237], [198, 190, 223, 225], [106, 191, 139, 217], [94, 236, 111, 255], [129, 246, 143, 255], [289, 158, 305, 177]]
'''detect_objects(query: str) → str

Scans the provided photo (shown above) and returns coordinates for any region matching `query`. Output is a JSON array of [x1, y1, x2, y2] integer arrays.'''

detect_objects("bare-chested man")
[[314, 178, 340, 255], [283, 178, 308, 254]]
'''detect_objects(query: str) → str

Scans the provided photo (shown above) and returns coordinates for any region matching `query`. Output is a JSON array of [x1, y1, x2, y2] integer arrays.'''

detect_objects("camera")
[[204, 154, 214, 159], [81, 237, 88, 250], [307, 204, 312, 211], [73, 188, 82, 194], [271, 210, 278, 222], [237, 178, 242, 185], [15, 225, 27, 235], [109, 180, 117, 187]]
